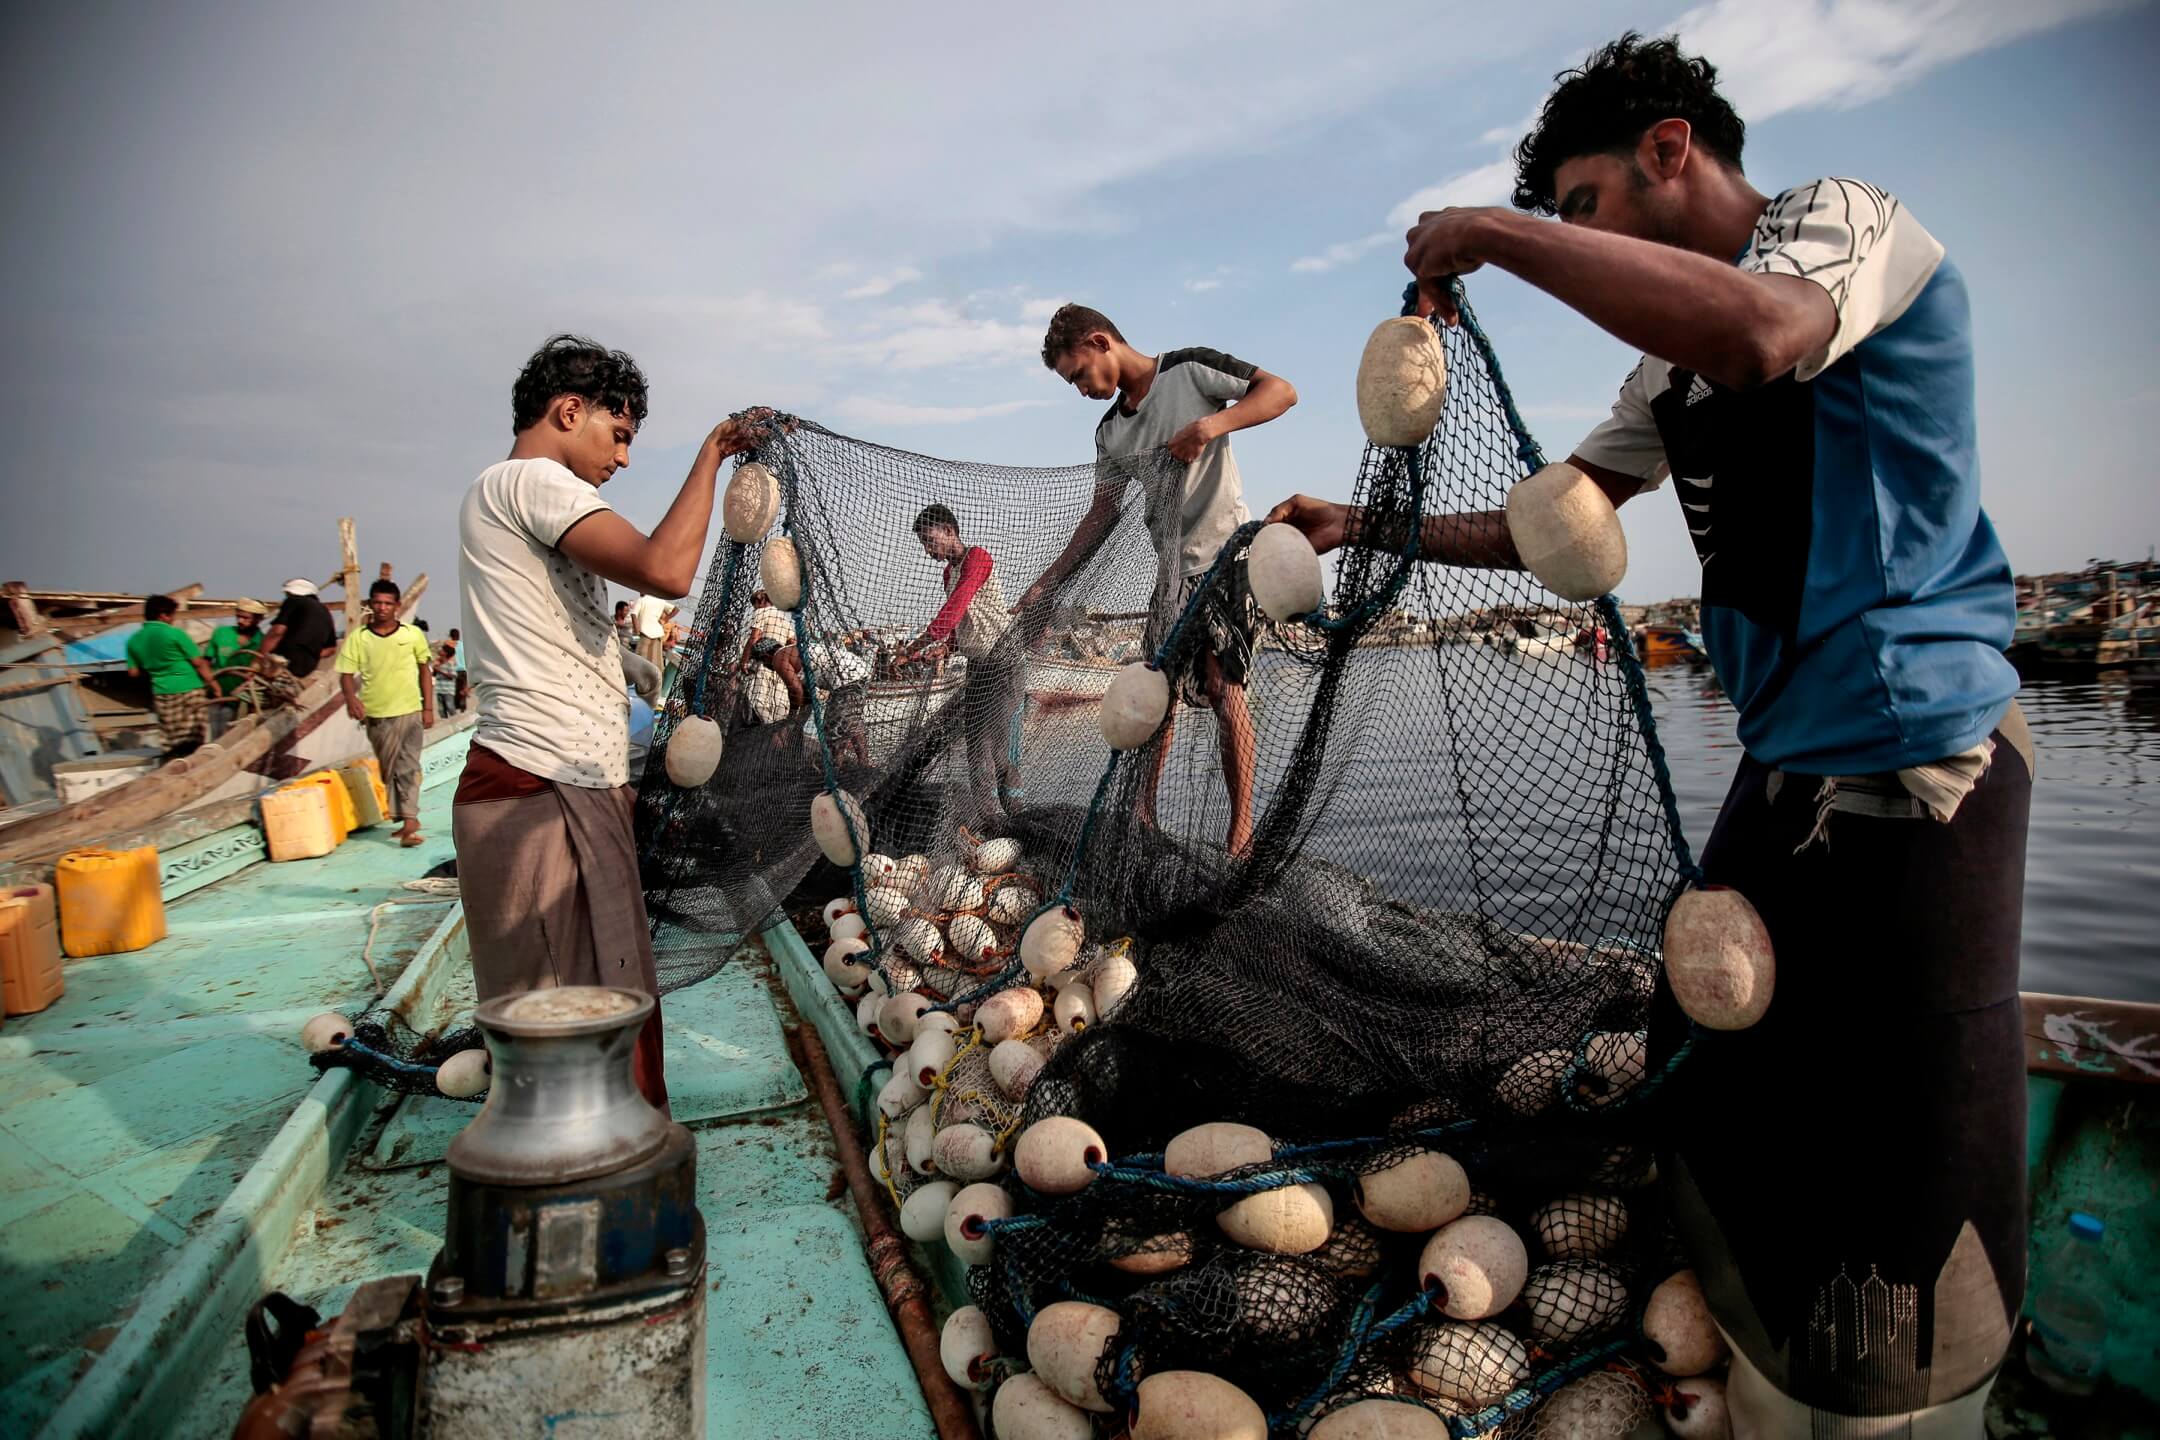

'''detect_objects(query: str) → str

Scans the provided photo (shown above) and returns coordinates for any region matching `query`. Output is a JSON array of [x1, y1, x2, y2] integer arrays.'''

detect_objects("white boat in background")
[[1026, 654, 1119, 705]]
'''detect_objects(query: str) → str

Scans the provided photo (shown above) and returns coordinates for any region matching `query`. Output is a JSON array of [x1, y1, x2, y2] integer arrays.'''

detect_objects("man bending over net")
[[1270, 33, 2027, 1438], [902, 503, 1019, 819], [1028, 304, 1297, 856]]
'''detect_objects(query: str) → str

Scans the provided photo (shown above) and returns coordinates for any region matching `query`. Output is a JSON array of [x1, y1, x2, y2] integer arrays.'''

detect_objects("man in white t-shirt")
[[453, 332, 776, 1112], [630, 593, 675, 668]]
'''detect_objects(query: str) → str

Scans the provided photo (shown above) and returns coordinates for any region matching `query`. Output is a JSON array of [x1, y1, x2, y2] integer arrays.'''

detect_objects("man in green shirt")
[[335, 578, 436, 846], [206, 598, 268, 694], [125, 594, 217, 757]]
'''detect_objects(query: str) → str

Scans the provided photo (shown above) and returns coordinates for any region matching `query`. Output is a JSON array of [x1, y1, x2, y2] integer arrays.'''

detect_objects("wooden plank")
[[339, 518, 362, 634], [2024, 991, 2160, 1085], [398, 571, 429, 619], [4, 580, 45, 635], [50, 583, 207, 638]]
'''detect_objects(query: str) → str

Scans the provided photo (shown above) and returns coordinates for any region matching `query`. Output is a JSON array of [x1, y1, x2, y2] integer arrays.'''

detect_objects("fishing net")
[[330, 275, 1715, 1427], [629, 281, 1709, 1434]]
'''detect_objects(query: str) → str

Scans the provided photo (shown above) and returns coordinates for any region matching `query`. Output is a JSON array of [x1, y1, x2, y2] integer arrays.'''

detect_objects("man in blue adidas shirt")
[[1270, 33, 2027, 1437]]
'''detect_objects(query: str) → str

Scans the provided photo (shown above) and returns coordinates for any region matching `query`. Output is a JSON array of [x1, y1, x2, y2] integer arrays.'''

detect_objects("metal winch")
[[235, 986, 705, 1439]]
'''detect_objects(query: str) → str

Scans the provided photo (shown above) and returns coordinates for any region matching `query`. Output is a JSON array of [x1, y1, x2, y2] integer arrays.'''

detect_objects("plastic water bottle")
[[2028, 1212, 2108, 1395]]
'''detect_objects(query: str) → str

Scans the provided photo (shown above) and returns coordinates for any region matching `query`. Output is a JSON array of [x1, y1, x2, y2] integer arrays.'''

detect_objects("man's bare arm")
[[1263, 456, 1644, 566], [1167, 369, 1298, 463], [1409, 209, 1834, 391], [1017, 483, 1125, 614], [559, 411, 780, 598]]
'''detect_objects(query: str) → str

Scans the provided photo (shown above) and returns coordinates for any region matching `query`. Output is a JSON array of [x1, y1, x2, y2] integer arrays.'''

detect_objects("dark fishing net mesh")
[[353, 283, 1702, 1426], [626, 289, 1700, 1433]]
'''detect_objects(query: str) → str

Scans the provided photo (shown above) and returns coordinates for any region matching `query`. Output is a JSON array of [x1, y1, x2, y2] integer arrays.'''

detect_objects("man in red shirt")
[[903, 503, 1018, 820]]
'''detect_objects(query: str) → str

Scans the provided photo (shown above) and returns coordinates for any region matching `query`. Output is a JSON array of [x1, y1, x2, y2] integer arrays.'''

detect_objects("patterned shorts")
[[1145, 548, 1261, 708], [152, 688, 209, 749]]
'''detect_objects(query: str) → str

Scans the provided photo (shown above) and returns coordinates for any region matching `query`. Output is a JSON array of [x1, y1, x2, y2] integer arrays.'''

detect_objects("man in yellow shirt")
[[336, 578, 436, 846]]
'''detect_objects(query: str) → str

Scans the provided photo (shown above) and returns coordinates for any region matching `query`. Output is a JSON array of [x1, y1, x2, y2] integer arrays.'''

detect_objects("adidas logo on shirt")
[[1685, 375, 1715, 407]]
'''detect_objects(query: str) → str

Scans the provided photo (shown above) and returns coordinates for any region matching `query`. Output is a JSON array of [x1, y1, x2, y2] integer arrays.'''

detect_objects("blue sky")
[[1, 0, 2153, 618]]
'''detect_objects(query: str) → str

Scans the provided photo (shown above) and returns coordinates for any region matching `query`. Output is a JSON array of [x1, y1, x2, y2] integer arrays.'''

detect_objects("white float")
[[1026, 1301, 1124, 1413], [932, 1123, 1001, 1182], [1354, 1150, 1469, 1233], [939, 1305, 998, 1392], [944, 1181, 1012, 1264], [1248, 522, 1325, 623], [899, 1178, 957, 1243], [1405, 1322, 1528, 1411], [973, 837, 1023, 874], [990, 1373, 1093, 1440], [1218, 1182, 1333, 1255], [978, 987, 1046, 1044], [1644, 1270, 1728, 1376], [989, 1039, 1045, 1099], [301, 1012, 352, 1053], [1664, 886, 1775, 1030], [763, 535, 804, 609], [948, 913, 999, 965], [1531, 1194, 1629, 1261], [1130, 1371, 1267, 1440], [1505, 462, 1627, 602], [810, 789, 868, 867], [1356, 315, 1449, 447], [662, 715, 724, 787], [1020, 905, 1085, 980], [435, 1048, 491, 1098], [722, 461, 781, 542], [1099, 664, 1171, 751], [1014, 1116, 1108, 1195], [1417, 1215, 1529, 1320]]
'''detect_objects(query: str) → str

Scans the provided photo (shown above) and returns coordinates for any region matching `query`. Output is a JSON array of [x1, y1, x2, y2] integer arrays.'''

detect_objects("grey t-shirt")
[[1094, 347, 1257, 578]]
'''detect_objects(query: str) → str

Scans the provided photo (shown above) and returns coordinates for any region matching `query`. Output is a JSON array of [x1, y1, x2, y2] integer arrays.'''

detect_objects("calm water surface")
[[1637, 661, 2160, 1003]]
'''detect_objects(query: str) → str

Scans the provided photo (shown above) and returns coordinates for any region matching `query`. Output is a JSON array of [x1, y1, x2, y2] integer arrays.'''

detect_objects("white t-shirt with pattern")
[[458, 457, 631, 788]]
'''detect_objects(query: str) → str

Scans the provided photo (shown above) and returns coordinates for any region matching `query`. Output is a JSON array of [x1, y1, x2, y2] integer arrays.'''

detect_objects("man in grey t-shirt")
[[1026, 303, 1297, 856]]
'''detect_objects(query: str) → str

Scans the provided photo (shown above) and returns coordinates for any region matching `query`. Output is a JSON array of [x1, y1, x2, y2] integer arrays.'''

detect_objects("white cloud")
[[1676, 0, 2134, 121], [1517, 402, 1610, 422], [1294, 0, 2126, 275], [1185, 278, 1222, 293], [1383, 160, 1518, 229], [1290, 232, 1393, 274], [842, 295, 1060, 372], [841, 265, 924, 300], [833, 397, 1052, 426]]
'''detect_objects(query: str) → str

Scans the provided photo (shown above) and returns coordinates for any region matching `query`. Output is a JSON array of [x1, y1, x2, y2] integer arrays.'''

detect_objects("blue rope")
[[337, 1036, 458, 1087], [853, 1057, 893, 1135], [1600, 599, 1705, 885]]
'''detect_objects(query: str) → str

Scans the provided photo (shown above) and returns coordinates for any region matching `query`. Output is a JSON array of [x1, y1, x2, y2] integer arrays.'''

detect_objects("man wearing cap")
[[206, 599, 268, 694], [252, 578, 340, 707]]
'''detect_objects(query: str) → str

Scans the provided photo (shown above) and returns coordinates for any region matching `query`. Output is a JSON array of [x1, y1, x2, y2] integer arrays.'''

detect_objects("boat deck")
[[0, 739, 936, 1440], [0, 779, 459, 1429]]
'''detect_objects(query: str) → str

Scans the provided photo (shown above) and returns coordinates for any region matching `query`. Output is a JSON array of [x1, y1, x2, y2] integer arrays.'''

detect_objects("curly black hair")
[[1512, 32, 1745, 216], [1039, 304, 1123, 369], [511, 333, 650, 434]]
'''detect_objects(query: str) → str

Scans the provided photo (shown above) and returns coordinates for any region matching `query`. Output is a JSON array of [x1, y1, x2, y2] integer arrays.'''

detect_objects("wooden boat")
[[1633, 623, 1704, 662], [4, 762, 2153, 1435]]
